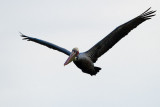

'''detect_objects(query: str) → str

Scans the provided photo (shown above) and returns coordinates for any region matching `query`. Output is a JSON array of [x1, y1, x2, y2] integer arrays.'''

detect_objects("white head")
[[64, 47, 79, 66]]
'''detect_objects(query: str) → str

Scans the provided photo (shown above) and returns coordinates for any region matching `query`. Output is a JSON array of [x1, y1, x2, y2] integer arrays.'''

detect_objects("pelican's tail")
[[90, 67, 101, 76]]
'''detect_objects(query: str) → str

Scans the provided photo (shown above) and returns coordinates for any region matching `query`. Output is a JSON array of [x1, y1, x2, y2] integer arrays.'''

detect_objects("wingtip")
[[146, 7, 151, 12], [19, 32, 28, 38], [19, 32, 23, 36], [140, 7, 156, 20], [143, 7, 156, 14], [19, 32, 31, 41], [19, 32, 23, 35]]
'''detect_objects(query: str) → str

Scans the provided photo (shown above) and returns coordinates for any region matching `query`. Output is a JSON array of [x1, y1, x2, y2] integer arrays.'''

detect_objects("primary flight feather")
[[21, 8, 156, 75]]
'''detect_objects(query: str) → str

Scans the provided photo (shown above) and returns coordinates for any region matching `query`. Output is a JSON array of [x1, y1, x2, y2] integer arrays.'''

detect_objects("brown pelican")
[[21, 8, 156, 75]]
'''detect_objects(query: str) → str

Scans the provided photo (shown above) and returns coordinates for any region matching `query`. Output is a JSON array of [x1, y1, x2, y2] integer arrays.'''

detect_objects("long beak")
[[64, 52, 76, 66]]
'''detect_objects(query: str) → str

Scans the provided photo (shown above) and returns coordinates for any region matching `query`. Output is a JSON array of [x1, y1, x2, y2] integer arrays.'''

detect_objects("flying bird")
[[21, 8, 156, 76]]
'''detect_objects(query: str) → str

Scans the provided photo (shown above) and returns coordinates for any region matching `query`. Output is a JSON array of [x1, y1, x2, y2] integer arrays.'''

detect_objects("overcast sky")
[[0, 0, 160, 107]]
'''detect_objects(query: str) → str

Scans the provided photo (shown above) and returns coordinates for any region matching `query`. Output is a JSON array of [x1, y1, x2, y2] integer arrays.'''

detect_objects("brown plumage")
[[21, 8, 156, 75]]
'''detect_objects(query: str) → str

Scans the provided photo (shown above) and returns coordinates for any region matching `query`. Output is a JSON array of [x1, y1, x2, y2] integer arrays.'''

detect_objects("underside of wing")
[[85, 7, 156, 63], [20, 33, 71, 56]]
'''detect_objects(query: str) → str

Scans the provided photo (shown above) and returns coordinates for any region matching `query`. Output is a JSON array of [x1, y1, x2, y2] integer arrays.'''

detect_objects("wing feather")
[[85, 8, 156, 62], [20, 33, 71, 56]]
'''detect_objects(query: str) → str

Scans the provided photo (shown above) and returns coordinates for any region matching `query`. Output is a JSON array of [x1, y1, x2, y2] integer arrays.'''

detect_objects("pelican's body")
[[21, 8, 156, 75], [73, 53, 101, 75]]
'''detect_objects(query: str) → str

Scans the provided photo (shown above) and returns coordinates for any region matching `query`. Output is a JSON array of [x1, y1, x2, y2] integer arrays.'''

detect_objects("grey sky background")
[[0, 0, 160, 107]]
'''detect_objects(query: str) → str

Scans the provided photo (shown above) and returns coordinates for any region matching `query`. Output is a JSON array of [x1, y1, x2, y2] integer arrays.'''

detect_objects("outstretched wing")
[[20, 33, 71, 56], [85, 7, 156, 63]]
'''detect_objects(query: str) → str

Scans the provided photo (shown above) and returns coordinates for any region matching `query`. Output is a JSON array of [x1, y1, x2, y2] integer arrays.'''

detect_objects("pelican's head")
[[64, 47, 79, 66]]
